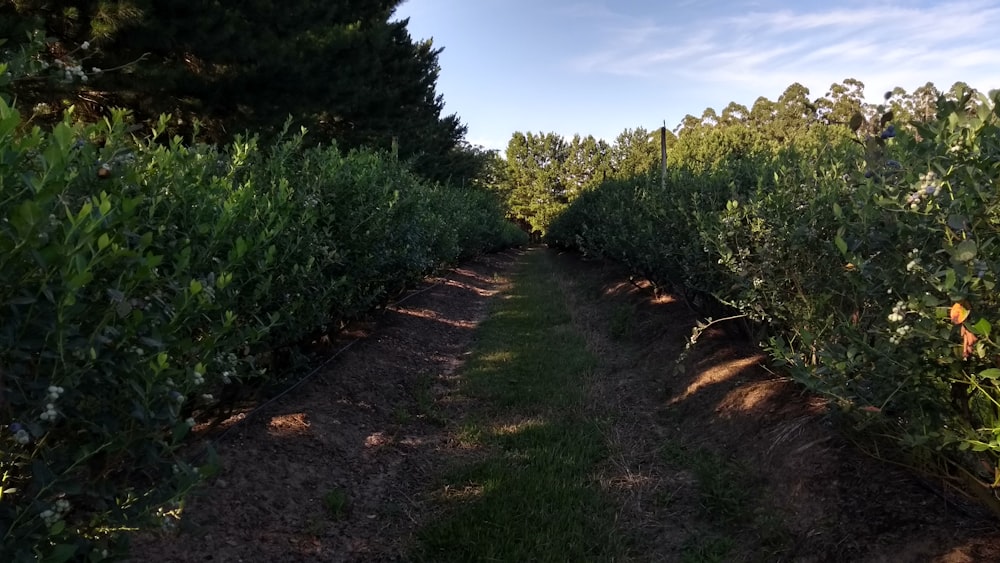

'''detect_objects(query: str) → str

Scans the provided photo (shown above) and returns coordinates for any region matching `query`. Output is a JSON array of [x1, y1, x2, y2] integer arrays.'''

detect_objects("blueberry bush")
[[0, 56, 525, 560], [548, 87, 1000, 514]]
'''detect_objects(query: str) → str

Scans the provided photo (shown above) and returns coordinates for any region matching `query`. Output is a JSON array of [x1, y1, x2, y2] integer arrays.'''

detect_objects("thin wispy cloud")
[[573, 32, 717, 76], [571, 0, 1000, 99], [395, 0, 1000, 151]]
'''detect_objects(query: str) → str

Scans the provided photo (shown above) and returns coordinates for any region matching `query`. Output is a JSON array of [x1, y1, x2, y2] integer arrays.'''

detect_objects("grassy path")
[[126, 246, 1000, 562], [414, 248, 625, 562]]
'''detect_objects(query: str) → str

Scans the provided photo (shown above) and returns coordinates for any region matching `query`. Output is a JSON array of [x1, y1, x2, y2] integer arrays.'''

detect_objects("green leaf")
[[950, 239, 977, 263], [921, 294, 944, 307], [172, 421, 190, 443], [979, 368, 1000, 380], [67, 271, 93, 291], [944, 269, 957, 291], [849, 112, 864, 131], [97, 233, 111, 250], [189, 279, 202, 295], [972, 318, 992, 338], [14, 200, 41, 235], [51, 123, 73, 152], [31, 460, 56, 487], [43, 544, 77, 563], [98, 193, 112, 216], [832, 202, 842, 219], [49, 519, 66, 535], [948, 214, 969, 231], [115, 300, 132, 318], [834, 235, 847, 257]]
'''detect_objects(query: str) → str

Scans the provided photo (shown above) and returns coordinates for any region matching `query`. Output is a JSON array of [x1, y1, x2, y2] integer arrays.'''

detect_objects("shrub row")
[[548, 89, 1000, 512], [0, 96, 526, 561]]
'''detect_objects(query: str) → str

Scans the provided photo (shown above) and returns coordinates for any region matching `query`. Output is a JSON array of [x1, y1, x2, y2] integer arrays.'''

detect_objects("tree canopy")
[[1, 0, 480, 183], [490, 78, 987, 235]]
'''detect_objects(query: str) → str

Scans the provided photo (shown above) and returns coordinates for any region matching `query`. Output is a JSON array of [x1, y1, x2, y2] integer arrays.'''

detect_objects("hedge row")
[[0, 98, 526, 561], [548, 89, 1000, 512]]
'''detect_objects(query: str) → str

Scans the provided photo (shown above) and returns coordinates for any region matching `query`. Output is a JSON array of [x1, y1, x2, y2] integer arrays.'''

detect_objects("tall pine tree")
[[0, 0, 475, 183]]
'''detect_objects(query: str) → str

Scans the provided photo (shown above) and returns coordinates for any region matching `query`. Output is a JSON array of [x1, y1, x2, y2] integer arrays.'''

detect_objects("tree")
[[610, 127, 660, 179], [911, 81, 942, 122], [719, 102, 749, 125], [816, 78, 866, 127], [771, 82, 816, 142], [564, 134, 612, 196], [500, 131, 570, 235], [0, 0, 470, 183]]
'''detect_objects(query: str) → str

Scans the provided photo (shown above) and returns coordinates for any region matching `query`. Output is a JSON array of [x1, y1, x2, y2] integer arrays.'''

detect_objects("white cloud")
[[573, 31, 717, 76], [570, 0, 1000, 101]]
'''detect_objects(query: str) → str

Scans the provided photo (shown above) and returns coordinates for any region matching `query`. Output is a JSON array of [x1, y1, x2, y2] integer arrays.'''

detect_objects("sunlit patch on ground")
[[492, 417, 546, 436], [363, 431, 391, 448], [267, 412, 310, 437], [397, 307, 479, 329], [439, 482, 488, 502], [671, 355, 762, 404]]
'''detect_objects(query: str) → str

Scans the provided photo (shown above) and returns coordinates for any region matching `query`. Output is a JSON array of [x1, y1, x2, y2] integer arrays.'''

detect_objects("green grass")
[[609, 303, 637, 340], [660, 440, 751, 523], [414, 249, 623, 562], [401, 370, 448, 426], [660, 439, 792, 560], [679, 534, 735, 563], [322, 488, 349, 520]]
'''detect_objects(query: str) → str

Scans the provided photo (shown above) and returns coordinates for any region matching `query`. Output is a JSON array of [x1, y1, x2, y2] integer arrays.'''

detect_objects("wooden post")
[[660, 122, 667, 189]]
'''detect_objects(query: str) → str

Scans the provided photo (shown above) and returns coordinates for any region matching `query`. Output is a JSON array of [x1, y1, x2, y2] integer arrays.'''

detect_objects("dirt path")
[[128, 248, 1000, 562], [548, 250, 1000, 562], [127, 251, 517, 562]]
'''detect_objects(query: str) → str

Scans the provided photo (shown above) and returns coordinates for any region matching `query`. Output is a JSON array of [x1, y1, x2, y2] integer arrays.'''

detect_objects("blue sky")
[[393, 0, 1000, 152]]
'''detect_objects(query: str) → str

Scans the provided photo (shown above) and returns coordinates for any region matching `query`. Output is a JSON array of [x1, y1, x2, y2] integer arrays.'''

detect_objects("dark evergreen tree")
[[0, 0, 471, 183]]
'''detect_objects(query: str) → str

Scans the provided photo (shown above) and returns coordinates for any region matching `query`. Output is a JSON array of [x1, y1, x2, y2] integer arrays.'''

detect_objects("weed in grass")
[[322, 488, 350, 520], [659, 438, 689, 465], [754, 510, 794, 556], [412, 372, 447, 426], [692, 455, 751, 523], [655, 485, 682, 508], [679, 534, 735, 563], [392, 406, 412, 424], [659, 440, 750, 523], [659, 439, 792, 556], [609, 303, 636, 340], [455, 422, 484, 448], [303, 516, 325, 536]]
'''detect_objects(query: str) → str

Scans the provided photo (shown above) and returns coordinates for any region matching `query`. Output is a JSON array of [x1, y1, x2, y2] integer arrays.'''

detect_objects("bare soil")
[[127, 248, 1000, 562]]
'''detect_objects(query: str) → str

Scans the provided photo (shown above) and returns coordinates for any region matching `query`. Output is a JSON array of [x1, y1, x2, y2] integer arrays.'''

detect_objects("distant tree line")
[[487, 127, 671, 236], [495, 78, 990, 234]]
